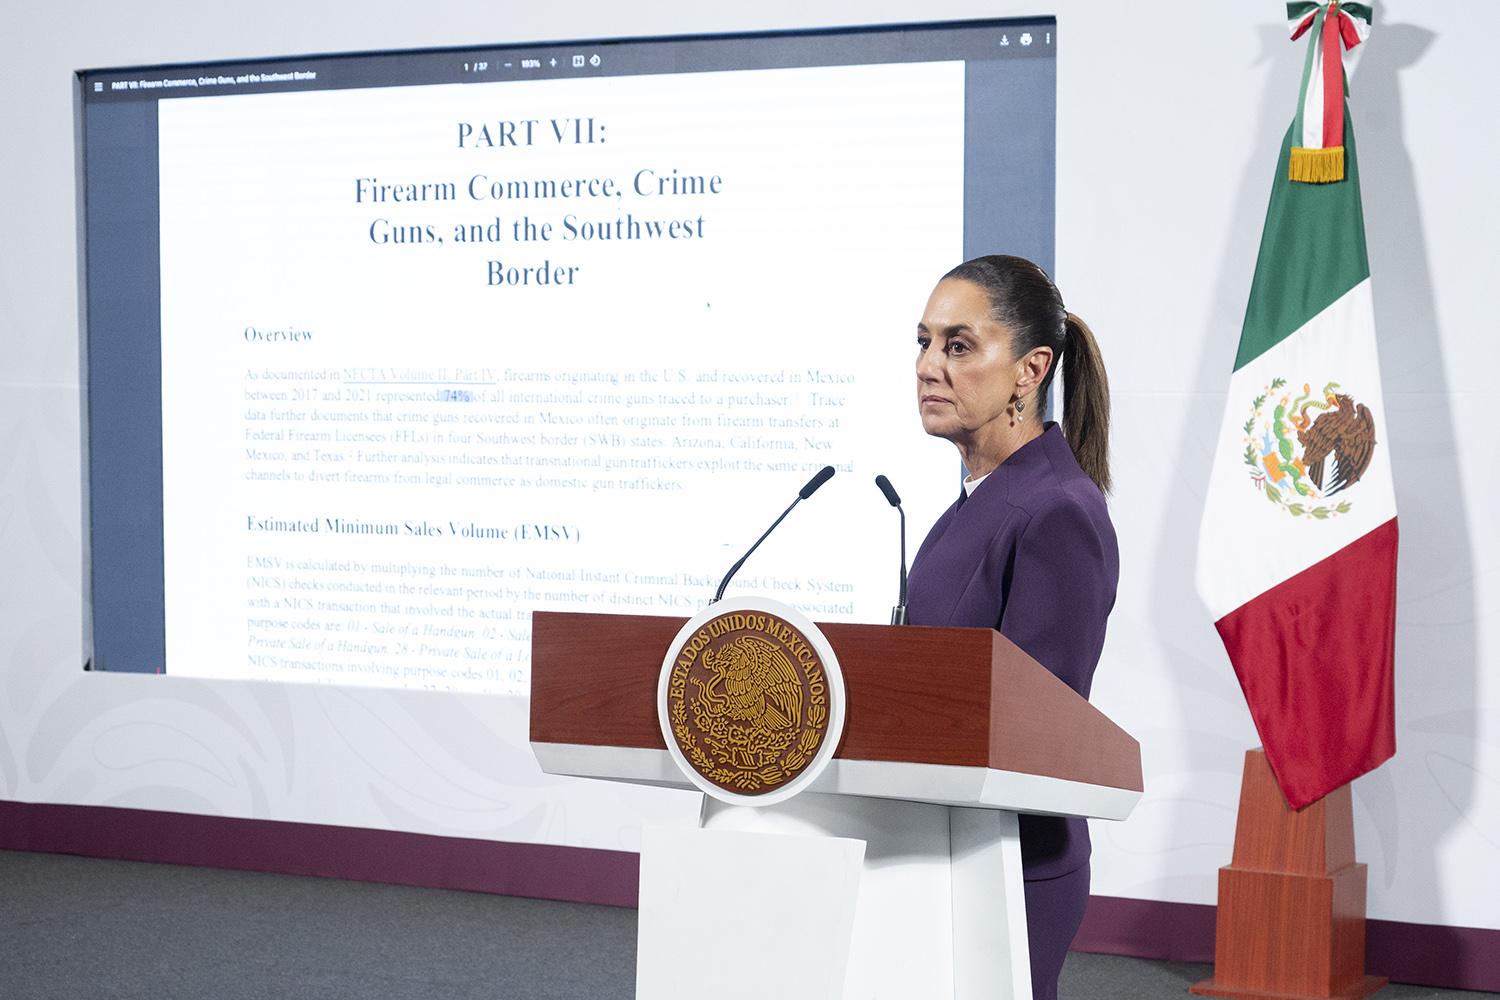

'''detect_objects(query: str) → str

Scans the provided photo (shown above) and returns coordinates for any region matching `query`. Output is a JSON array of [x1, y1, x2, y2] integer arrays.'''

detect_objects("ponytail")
[[1061, 313, 1111, 495]]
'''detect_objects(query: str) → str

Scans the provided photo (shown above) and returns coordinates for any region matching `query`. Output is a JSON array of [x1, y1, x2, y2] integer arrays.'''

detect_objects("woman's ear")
[[1015, 346, 1054, 396]]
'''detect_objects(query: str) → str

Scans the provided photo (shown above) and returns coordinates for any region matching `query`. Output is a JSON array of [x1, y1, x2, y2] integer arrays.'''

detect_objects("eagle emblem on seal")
[[663, 609, 831, 795], [695, 636, 804, 747], [1241, 378, 1377, 519]]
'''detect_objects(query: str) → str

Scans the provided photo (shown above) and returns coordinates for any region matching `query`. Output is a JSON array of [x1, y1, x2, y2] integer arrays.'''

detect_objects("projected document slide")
[[157, 62, 966, 693]]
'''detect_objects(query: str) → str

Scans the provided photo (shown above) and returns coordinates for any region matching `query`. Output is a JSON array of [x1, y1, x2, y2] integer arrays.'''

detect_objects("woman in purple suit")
[[906, 255, 1117, 1000]]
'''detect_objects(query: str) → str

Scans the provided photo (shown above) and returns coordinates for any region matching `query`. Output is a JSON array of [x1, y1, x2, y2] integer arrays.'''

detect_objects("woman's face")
[[915, 278, 1025, 444]]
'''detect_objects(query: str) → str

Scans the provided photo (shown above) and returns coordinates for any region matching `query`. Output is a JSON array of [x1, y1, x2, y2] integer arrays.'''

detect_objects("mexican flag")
[[1196, 1, 1396, 810]]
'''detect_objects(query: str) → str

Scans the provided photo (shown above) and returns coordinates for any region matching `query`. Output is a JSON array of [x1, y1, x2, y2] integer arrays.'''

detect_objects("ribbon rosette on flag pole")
[[1286, 1, 1371, 182]]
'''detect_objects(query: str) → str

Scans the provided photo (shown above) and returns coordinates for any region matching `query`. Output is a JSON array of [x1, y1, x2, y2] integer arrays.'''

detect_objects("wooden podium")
[[531, 612, 1144, 1000]]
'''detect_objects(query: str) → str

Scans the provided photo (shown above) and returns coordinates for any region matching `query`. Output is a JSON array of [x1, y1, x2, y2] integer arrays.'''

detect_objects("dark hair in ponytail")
[[941, 255, 1112, 494], [1060, 313, 1111, 494]]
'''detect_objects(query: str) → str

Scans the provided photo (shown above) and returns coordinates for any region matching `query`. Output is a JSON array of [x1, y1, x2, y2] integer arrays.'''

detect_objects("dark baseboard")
[[0, 799, 638, 908], [1072, 893, 1218, 963], [2, 800, 1496, 992]]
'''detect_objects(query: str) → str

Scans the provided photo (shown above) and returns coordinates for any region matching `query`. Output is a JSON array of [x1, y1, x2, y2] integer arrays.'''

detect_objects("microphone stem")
[[898, 505, 907, 607], [712, 495, 801, 603], [890, 504, 909, 625]]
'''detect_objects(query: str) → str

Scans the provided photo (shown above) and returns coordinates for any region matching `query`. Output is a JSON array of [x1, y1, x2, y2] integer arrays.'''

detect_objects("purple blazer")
[[907, 423, 1119, 881]]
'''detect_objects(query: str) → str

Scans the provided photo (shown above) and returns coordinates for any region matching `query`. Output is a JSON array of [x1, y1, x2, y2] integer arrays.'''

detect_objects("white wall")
[[2, 1, 1495, 930]]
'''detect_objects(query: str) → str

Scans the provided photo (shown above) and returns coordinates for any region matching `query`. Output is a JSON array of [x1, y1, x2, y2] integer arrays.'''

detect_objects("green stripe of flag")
[[1234, 107, 1370, 371]]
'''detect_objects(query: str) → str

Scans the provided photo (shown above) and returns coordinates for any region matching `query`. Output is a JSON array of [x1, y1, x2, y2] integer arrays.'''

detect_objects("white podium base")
[[636, 792, 1031, 1000]]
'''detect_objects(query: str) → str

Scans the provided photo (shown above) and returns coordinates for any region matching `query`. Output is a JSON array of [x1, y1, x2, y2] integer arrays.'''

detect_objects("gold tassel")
[[1289, 145, 1345, 183]]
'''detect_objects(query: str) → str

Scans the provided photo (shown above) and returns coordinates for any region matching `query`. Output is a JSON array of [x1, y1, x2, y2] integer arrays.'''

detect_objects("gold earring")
[[1015, 397, 1025, 414]]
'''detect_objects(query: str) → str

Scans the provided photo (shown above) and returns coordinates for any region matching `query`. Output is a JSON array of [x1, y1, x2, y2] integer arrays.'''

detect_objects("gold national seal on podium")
[[657, 596, 846, 805]]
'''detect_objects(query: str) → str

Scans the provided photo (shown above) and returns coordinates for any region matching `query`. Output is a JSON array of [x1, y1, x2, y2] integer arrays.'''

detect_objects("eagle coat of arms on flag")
[[1241, 378, 1377, 519]]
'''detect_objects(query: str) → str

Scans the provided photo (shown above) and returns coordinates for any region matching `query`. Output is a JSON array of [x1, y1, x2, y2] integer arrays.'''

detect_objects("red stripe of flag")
[[1215, 517, 1398, 809]]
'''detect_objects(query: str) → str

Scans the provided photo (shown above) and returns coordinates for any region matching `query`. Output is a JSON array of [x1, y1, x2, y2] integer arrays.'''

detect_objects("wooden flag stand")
[[1190, 749, 1387, 1000]]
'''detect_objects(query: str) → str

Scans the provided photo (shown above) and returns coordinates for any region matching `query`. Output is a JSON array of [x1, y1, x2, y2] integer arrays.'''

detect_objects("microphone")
[[711, 466, 835, 603], [875, 475, 908, 625]]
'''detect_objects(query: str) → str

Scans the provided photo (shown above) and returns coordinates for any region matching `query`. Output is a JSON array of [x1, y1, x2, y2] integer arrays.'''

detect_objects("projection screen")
[[77, 19, 1057, 693]]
